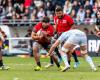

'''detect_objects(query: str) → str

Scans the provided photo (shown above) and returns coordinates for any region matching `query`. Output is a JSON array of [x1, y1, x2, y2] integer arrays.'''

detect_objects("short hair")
[[41, 16, 50, 23], [55, 6, 63, 12]]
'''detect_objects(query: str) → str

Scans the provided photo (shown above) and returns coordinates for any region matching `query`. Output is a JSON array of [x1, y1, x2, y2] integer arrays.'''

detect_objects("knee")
[[33, 46, 38, 54], [81, 50, 87, 55], [61, 47, 69, 53]]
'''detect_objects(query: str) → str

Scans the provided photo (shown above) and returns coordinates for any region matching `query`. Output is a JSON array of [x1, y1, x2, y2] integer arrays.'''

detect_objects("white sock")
[[60, 50, 70, 68], [85, 55, 95, 69]]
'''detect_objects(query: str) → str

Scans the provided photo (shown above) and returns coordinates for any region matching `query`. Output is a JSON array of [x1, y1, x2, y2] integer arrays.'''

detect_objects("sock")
[[60, 51, 70, 67], [72, 51, 79, 62], [55, 48, 62, 59], [55, 61, 60, 68], [50, 57, 54, 64], [51, 55, 60, 68], [0, 60, 3, 67], [85, 55, 95, 69], [37, 61, 41, 67], [68, 60, 71, 65]]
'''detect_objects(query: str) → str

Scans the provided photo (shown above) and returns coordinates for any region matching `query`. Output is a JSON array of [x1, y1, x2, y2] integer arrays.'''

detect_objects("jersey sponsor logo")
[[62, 20, 67, 23]]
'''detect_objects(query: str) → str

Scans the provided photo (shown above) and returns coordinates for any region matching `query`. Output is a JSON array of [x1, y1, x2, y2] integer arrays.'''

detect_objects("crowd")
[[0, 0, 99, 25]]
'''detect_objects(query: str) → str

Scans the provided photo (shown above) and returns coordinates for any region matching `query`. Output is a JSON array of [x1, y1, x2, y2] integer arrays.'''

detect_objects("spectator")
[[84, 0, 92, 12], [70, 9, 76, 19], [63, 0, 72, 15], [30, 8, 37, 21], [85, 7, 92, 18], [91, 6, 97, 19], [45, 1, 54, 12], [84, 7, 92, 24], [72, 0, 80, 13], [37, 7, 45, 20], [18, 4, 25, 18], [24, 8, 30, 19], [77, 6, 85, 22]]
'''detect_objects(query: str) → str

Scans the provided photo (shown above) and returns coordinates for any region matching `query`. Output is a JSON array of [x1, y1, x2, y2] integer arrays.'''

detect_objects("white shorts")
[[33, 42, 48, 54], [66, 34, 87, 46]]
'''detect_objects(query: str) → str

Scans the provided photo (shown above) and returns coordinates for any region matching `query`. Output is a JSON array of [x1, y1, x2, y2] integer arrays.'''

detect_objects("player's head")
[[55, 6, 63, 19], [41, 16, 50, 29]]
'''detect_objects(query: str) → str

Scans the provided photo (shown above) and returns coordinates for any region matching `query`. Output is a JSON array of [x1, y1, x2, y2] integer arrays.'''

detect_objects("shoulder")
[[48, 24, 54, 30], [64, 14, 72, 19], [34, 22, 42, 28]]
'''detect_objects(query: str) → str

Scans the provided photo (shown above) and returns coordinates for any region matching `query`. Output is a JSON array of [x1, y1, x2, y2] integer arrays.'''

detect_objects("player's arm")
[[31, 28, 42, 40], [53, 24, 57, 33], [47, 40, 60, 56], [67, 15, 77, 29]]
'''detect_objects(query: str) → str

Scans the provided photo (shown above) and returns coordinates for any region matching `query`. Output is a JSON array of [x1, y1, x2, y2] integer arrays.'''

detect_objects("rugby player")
[[47, 29, 97, 72], [31, 16, 63, 71]]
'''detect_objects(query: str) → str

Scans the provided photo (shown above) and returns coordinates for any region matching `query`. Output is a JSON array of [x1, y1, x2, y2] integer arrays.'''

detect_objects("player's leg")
[[59, 42, 76, 72], [72, 51, 79, 68], [45, 48, 62, 68], [69, 46, 79, 68], [50, 54, 63, 70], [55, 47, 62, 63], [0, 40, 10, 70], [33, 42, 42, 71], [80, 45, 97, 71]]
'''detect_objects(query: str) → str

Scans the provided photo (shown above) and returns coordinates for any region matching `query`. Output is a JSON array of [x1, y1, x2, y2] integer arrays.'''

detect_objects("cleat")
[[34, 66, 42, 71], [74, 62, 80, 68], [0, 65, 10, 70], [58, 66, 64, 70], [45, 63, 54, 68], [61, 66, 70, 72]]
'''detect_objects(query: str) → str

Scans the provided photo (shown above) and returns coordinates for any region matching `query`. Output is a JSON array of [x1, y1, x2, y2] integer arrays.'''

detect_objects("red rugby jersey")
[[54, 14, 74, 34], [33, 22, 54, 36]]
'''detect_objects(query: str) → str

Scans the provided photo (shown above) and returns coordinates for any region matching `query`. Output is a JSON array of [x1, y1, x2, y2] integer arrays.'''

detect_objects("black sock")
[[51, 56, 60, 68], [55, 48, 62, 59], [0, 60, 3, 67], [37, 61, 41, 67], [72, 51, 79, 62], [55, 62, 60, 68], [50, 57, 54, 64], [68, 60, 71, 65]]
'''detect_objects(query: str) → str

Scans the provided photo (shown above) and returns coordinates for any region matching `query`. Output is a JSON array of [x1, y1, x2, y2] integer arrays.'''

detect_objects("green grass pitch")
[[0, 57, 100, 80]]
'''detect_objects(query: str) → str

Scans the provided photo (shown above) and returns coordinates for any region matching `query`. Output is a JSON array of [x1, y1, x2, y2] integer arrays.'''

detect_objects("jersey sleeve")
[[32, 22, 41, 33], [67, 15, 74, 26]]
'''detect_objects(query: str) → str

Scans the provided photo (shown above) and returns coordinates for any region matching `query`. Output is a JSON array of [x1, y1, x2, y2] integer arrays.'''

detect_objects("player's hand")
[[46, 53, 50, 57]]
